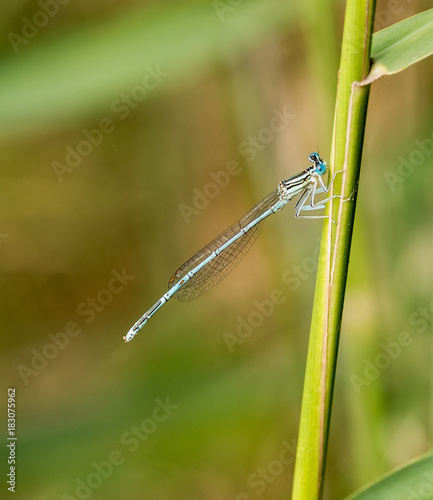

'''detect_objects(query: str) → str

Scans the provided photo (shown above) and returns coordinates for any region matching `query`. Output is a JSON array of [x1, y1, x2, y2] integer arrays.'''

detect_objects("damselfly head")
[[308, 152, 327, 176]]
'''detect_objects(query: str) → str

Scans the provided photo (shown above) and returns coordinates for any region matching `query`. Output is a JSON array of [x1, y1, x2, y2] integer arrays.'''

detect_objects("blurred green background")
[[1, 0, 433, 499]]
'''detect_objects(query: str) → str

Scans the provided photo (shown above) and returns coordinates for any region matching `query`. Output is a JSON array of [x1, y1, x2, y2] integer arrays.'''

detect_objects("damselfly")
[[124, 153, 342, 342]]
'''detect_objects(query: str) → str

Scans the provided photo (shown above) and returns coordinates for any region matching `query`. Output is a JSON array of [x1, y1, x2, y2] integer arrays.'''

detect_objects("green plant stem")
[[291, 1, 376, 498]]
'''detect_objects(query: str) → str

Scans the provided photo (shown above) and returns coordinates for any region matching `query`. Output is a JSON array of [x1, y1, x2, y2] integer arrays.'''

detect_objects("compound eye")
[[309, 153, 319, 164], [316, 161, 326, 175]]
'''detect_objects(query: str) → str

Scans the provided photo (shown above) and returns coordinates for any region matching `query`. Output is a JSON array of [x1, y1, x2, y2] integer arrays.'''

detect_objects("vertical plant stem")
[[291, 1, 376, 499]]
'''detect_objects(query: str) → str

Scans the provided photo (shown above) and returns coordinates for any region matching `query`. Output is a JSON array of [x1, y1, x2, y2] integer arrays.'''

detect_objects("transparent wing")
[[168, 188, 281, 302]]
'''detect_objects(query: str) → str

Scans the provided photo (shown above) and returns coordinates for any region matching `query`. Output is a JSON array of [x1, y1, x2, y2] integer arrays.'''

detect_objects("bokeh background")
[[1, 0, 433, 499]]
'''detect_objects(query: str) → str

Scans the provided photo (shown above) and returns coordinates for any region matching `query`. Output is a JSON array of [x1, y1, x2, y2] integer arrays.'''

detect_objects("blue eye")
[[316, 161, 326, 175]]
